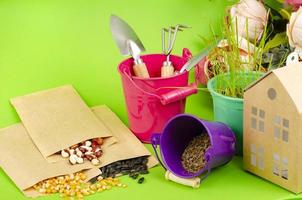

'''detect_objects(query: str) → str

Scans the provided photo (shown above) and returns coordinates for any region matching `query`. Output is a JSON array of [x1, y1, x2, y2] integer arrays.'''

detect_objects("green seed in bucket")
[[181, 133, 211, 173]]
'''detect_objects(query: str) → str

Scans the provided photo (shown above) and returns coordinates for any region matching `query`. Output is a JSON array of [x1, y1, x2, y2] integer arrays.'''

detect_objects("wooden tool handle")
[[165, 171, 200, 188], [133, 63, 150, 78], [161, 65, 174, 77]]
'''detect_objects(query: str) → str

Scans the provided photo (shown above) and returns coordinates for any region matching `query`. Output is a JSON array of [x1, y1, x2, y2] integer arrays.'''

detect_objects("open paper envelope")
[[0, 124, 101, 197], [0, 105, 158, 197], [10, 85, 117, 162]]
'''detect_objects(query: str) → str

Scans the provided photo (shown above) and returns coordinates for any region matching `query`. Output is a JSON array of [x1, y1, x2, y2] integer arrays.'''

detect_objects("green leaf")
[[264, 32, 288, 51], [279, 8, 291, 20], [265, 0, 284, 12]]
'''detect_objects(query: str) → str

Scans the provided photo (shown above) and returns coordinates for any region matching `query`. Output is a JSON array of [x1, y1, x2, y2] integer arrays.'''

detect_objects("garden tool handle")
[[133, 63, 150, 78], [165, 171, 200, 188], [158, 48, 197, 104], [161, 63, 174, 77], [159, 83, 198, 105], [151, 133, 167, 170]]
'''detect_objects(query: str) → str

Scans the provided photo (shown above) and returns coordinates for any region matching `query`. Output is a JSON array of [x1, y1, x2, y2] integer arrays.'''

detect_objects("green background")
[[0, 0, 300, 199]]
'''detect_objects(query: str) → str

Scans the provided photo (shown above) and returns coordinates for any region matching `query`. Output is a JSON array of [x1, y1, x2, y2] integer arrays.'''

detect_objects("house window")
[[282, 130, 289, 142], [274, 127, 280, 139], [273, 115, 289, 142], [273, 153, 280, 175], [258, 147, 264, 170], [250, 144, 257, 166], [251, 107, 265, 133], [273, 153, 288, 180], [267, 88, 277, 100], [250, 144, 264, 170], [281, 158, 288, 180], [274, 115, 281, 125], [251, 117, 257, 129], [283, 119, 289, 128]]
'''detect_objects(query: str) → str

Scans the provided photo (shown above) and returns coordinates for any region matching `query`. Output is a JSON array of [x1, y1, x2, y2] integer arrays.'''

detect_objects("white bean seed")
[[69, 154, 78, 165], [61, 150, 69, 158], [91, 158, 100, 166]]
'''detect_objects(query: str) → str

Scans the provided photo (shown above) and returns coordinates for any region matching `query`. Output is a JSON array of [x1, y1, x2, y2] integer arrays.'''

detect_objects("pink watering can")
[[118, 48, 198, 143]]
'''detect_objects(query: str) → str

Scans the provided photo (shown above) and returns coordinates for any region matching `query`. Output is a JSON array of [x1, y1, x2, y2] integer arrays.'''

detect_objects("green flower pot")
[[207, 72, 263, 155]]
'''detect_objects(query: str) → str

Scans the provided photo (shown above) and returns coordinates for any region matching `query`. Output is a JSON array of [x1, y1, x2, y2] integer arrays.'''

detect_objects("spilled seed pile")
[[181, 133, 211, 173], [34, 172, 126, 200], [91, 156, 149, 184]]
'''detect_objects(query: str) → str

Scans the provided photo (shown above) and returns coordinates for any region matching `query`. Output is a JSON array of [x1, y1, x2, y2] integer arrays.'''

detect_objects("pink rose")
[[286, 0, 302, 10]]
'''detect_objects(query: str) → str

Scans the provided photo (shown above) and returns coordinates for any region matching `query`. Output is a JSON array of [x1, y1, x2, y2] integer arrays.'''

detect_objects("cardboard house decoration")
[[243, 63, 302, 193]]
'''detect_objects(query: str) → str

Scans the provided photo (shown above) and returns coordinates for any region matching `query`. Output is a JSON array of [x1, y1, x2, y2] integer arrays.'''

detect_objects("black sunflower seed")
[[138, 177, 145, 184]]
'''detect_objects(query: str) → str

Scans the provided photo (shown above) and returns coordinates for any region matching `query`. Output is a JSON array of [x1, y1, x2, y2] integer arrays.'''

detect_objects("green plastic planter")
[[207, 72, 263, 155]]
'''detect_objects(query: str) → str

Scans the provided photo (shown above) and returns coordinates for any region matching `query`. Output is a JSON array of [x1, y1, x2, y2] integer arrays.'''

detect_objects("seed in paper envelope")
[[0, 104, 157, 198], [0, 123, 101, 198], [60, 137, 104, 166], [99, 156, 149, 179]]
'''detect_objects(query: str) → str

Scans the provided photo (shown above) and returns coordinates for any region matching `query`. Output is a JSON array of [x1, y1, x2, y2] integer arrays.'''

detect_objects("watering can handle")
[[122, 68, 162, 99], [151, 133, 167, 170], [122, 69, 197, 105], [160, 84, 198, 105]]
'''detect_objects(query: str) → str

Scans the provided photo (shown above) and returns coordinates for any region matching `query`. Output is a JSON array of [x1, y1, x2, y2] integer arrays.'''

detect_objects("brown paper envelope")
[[0, 105, 157, 198], [91, 105, 158, 169], [0, 124, 100, 195], [47, 105, 157, 170], [10, 85, 116, 161]]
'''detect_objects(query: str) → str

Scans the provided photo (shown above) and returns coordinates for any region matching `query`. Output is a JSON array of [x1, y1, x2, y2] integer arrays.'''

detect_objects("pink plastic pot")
[[195, 57, 209, 85], [195, 48, 251, 85], [118, 48, 198, 143]]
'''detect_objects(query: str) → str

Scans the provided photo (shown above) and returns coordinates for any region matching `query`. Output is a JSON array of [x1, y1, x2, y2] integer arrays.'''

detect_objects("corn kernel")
[[97, 188, 103, 192], [76, 193, 84, 198], [38, 188, 46, 193], [97, 176, 103, 181], [34, 172, 125, 199]]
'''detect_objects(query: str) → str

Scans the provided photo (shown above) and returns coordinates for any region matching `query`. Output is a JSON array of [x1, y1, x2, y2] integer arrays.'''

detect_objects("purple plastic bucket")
[[151, 114, 236, 179]]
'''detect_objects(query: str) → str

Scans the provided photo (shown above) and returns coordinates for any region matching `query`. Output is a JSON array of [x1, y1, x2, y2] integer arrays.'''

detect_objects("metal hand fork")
[[162, 24, 191, 64]]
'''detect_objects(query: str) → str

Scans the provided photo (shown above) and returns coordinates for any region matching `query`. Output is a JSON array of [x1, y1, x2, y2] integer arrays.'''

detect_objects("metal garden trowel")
[[110, 14, 150, 78]]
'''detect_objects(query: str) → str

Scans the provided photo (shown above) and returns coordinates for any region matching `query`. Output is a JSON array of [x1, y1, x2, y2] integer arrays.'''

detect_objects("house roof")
[[245, 63, 302, 113], [244, 71, 272, 91]]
